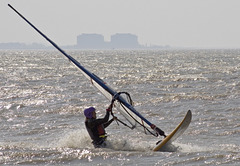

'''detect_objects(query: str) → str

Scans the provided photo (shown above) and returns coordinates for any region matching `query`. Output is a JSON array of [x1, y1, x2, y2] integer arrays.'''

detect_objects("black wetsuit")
[[85, 111, 114, 148]]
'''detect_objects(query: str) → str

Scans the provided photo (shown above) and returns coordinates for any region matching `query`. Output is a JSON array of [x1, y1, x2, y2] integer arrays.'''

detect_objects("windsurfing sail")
[[8, 4, 163, 137]]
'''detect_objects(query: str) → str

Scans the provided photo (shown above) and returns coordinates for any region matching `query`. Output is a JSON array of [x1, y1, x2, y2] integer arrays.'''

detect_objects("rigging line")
[[110, 94, 136, 130], [141, 119, 147, 135], [116, 118, 134, 129], [110, 109, 119, 126], [113, 91, 158, 136], [119, 102, 158, 137], [110, 97, 133, 129]]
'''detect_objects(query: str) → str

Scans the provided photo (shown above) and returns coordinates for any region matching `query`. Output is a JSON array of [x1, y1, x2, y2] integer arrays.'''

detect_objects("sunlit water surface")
[[0, 49, 239, 165]]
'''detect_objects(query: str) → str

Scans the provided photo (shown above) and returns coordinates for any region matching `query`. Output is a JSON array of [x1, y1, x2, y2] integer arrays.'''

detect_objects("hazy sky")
[[1, 0, 240, 48]]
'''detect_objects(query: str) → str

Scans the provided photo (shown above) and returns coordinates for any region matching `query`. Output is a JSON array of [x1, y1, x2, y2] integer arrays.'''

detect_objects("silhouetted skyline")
[[0, 33, 169, 49]]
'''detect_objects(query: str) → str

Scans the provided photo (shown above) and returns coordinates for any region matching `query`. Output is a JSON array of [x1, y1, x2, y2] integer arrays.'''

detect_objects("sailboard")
[[8, 4, 192, 150], [153, 110, 192, 151]]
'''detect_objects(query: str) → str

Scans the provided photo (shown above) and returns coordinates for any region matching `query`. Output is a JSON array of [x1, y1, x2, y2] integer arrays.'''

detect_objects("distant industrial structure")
[[0, 33, 169, 49], [77, 33, 141, 49]]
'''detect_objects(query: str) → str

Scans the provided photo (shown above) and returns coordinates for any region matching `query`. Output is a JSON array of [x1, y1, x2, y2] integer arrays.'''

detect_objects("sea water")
[[0, 49, 239, 165]]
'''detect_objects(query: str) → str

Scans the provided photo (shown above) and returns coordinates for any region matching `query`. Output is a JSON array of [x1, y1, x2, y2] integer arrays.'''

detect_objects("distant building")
[[76, 33, 140, 49], [77, 34, 107, 49], [0, 33, 167, 50], [111, 33, 140, 48]]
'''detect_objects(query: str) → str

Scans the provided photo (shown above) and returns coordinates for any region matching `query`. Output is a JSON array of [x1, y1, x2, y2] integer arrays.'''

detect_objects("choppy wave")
[[1, 49, 240, 165]]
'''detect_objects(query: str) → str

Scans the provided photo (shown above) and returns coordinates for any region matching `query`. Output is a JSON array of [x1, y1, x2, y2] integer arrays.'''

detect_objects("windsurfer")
[[84, 104, 117, 148]]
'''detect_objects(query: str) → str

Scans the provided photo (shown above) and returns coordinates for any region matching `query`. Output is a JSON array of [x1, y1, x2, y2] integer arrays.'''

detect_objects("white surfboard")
[[153, 110, 192, 151]]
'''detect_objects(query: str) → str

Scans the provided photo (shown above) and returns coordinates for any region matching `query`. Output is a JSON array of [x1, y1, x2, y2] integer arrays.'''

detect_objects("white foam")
[[175, 142, 207, 153], [54, 129, 227, 153], [56, 129, 93, 149], [54, 129, 154, 151], [173, 142, 238, 153], [105, 134, 155, 152]]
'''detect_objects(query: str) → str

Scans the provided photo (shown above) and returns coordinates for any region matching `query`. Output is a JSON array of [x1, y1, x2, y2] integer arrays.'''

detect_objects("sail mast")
[[8, 4, 163, 137]]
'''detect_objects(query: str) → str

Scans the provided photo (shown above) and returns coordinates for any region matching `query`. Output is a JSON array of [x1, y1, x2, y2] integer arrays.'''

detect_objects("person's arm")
[[90, 111, 110, 127], [90, 104, 113, 127], [103, 118, 115, 128]]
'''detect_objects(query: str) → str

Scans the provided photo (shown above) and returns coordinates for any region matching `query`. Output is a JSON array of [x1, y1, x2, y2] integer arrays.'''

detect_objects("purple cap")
[[84, 107, 95, 118]]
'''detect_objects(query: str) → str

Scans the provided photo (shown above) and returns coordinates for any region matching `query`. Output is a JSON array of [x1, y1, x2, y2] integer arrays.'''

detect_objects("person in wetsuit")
[[84, 104, 117, 148]]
